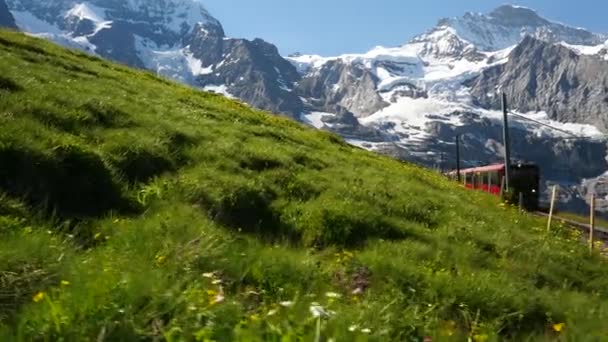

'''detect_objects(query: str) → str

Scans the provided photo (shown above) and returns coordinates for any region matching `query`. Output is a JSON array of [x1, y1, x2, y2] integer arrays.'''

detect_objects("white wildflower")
[[280, 301, 294, 307], [309, 302, 334, 318], [361, 328, 371, 334], [212, 294, 225, 305]]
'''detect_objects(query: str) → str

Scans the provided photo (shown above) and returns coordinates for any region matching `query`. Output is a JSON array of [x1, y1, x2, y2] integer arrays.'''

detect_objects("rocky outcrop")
[[297, 60, 388, 117], [191, 34, 304, 117], [467, 36, 608, 131], [0, 0, 15, 29]]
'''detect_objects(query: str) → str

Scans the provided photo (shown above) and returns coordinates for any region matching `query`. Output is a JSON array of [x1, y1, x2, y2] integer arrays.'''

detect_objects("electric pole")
[[501, 93, 511, 192], [456, 135, 461, 183]]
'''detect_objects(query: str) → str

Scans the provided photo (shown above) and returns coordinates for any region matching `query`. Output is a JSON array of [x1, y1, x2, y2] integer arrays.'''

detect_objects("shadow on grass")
[[0, 76, 22, 92], [112, 148, 176, 184], [0, 144, 137, 218], [205, 187, 302, 245], [26, 101, 137, 134]]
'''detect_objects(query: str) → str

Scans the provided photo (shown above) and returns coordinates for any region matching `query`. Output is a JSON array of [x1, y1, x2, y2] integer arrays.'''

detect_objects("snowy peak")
[[65, 3, 105, 23], [118, 0, 222, 35], [487, 5, 548, 27], [420, 4, 605, 53], [6, 0, 223, 37]]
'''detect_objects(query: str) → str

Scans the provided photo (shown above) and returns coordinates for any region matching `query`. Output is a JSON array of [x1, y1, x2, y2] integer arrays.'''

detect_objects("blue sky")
[[203, 0, 608, 56]]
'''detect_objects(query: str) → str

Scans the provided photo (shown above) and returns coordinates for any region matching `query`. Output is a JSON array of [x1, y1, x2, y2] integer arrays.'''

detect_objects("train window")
[[488, 171, 500, 186], [476, 172, 484, 187]]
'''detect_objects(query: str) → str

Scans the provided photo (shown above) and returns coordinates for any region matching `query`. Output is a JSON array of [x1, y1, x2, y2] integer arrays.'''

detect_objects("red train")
[[447, 163, 540, 210]]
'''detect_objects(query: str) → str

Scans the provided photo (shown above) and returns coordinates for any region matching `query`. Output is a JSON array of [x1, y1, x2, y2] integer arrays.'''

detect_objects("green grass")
[[0, 29, 607, 341]]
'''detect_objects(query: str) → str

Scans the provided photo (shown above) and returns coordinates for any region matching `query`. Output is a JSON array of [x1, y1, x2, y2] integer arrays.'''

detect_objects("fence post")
[[518, 192, 524, 212], [589, 193, 596, 253], [547, 185, 557, 232]]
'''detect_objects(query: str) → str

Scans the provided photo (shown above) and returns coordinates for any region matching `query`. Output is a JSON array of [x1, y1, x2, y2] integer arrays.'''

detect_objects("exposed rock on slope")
[[296, 59, 388, 117], [468, 36, 608, 131]]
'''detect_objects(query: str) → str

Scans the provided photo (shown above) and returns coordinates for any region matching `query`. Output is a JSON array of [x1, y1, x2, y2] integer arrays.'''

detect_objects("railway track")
[[534, 211, 608, 235], [534, 211, 608, 253]]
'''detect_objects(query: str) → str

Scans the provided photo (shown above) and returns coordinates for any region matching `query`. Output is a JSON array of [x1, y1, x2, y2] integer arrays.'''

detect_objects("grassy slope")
[[0, 29, 607, 341]]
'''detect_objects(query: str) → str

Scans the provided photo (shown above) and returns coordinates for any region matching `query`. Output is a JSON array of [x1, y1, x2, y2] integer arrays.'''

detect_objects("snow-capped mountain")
[[287, 5, 608, 213], [288, 6, 608, 209], [5, 0, 223, 66], [3, 0, 303, 117], [289, 5, 608, 122], [421, 5, 605, 55], [4, 2, 608, 213]]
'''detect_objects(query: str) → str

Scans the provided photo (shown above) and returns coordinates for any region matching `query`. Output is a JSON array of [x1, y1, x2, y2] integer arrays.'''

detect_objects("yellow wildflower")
[[60, 280, 71, 286], [553, 323, 565, 332], [155, 255, 167, 265], [33, 291, 45, 303]]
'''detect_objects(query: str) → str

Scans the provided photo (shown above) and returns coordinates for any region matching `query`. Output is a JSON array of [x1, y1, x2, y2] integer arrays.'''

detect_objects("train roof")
[[447, 164, 504, 175], [447, 162, 538, 175]]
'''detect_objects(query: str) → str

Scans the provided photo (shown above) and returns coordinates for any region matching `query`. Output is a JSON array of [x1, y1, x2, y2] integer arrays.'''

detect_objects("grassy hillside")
[[0, 29, 607, 341]]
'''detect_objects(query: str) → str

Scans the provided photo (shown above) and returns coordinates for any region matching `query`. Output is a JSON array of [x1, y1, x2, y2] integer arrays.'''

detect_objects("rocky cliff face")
[[0, 0, 15, 28], [191, 36, 304, 117], [468, 36, 608, 131], [296, 59, 388, 117]]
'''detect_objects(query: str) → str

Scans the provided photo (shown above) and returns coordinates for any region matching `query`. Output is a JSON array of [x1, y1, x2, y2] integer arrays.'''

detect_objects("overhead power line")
[[508, 111, 589, 140]]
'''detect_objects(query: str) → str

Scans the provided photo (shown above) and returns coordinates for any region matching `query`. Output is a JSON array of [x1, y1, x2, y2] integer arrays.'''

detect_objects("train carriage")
[[447, 163, 540, 211]]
